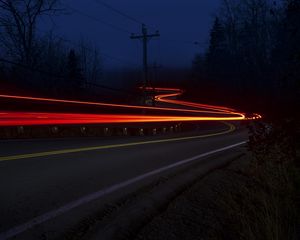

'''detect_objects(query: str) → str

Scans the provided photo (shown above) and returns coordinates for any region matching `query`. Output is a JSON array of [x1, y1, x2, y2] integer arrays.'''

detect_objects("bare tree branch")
[[0, 0, 62, 65]]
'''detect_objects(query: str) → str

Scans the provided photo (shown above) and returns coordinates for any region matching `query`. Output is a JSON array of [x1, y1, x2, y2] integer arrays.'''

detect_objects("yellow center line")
[[0, 123, 235, 162]]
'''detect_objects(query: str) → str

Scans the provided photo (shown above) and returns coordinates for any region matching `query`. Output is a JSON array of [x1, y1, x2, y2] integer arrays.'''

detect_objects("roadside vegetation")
[[212, 120, 300, 240], [190, 0, 300, 236]]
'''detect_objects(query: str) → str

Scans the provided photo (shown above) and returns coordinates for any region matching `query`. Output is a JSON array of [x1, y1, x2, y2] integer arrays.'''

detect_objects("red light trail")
[[0, 88, 260, 126]]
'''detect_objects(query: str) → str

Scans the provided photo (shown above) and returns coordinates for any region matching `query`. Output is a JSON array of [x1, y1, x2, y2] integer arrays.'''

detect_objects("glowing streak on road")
[[0, 113, 247, 126], [0, 87, 260, 126], [0, 94, 233, 114]]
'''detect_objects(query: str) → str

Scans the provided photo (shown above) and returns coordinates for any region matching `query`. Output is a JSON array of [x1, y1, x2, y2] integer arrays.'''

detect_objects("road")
[[0, 123, 247, 239]]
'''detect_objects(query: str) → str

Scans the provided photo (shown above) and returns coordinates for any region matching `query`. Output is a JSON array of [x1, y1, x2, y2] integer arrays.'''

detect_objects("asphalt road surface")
[[0, 123, 248, 239]]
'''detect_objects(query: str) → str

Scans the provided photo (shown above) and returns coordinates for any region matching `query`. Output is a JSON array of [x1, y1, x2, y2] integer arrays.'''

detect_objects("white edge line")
[[0, 141, 246, 240]]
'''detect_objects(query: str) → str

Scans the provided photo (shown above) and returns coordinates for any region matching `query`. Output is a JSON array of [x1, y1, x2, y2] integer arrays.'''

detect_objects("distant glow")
[[0, 87, 261, 126]]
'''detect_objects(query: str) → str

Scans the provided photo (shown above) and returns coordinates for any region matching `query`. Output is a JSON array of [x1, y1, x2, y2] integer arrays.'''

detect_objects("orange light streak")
[[0, 94, 236, 115], [0, 87, 261, 126]]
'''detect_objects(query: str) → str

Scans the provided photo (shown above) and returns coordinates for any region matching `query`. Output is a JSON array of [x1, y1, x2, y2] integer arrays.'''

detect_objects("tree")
[[0, 0, 61, 66], [207, 17, 227, 59], [285, 0, 300, 65], [78, 40, 103, 86], [192, 53, 205, 77], [205, 17, 229, 86], [279, 0, 300, 101], [67, 49, 84, 90], [38, 33, 68, 92]]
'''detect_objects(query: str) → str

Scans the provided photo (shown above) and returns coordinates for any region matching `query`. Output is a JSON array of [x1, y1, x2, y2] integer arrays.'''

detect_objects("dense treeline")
[[191, 0, 300, 118]]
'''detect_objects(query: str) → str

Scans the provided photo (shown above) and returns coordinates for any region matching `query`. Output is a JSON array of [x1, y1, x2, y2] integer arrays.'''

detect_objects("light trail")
[[0, 94, 235, 115], [0, 112, 246, 126], [0, 87, 260, 126]]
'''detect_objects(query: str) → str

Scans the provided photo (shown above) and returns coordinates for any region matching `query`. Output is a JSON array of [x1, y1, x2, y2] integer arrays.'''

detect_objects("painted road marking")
[[0, 123, 235, 162], [0, 140, 246, 240]]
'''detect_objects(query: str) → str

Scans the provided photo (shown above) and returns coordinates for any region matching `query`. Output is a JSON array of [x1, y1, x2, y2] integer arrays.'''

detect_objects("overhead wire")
[[0, 58, 138, 95], [37, 27, 140, 68], [93, 0, 144, 25], [66, 4, 132, 34], [93, 0, 159, 31], [59, 4, 141, 67]]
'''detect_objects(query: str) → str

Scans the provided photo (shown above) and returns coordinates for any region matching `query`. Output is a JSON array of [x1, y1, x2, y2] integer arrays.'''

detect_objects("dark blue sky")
[[47, 0, 220, 69]]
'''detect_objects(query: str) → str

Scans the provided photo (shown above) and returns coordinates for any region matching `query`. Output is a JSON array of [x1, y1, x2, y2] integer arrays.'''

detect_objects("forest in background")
[[191, 0, 300, 119], [0, 0, 299, 119]]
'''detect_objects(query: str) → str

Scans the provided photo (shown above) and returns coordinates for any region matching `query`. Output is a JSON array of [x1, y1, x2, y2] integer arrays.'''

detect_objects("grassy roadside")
[[134, 120, 299, 240], [213, 120, 300, 240]]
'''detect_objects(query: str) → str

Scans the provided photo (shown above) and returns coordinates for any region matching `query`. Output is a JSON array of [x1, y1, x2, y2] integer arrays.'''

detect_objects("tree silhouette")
[[206, 17, 229, 86], [0, 0, 62, 66], [67, 49, 84, 90]]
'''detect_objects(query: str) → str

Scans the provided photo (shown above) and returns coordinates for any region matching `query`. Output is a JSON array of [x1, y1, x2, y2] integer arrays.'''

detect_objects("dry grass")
[[213, 121, 299, 240]]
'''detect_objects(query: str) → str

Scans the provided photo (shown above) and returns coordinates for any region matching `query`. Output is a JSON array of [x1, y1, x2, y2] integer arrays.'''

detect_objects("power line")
[[160, 39, 208, 46], [66, 5, 131, 34], [131, 24, 160, 104], [0, 58, 139, 95], [86, 82, 138, 96], [0, 58, 65, 79], [67, 4, 206, 48], [93, 0, 144, 25], [38, 30, 140, 68], [63, 5, 142, 67], [130, 24, 160, 88], [62, 38, 140, 68]]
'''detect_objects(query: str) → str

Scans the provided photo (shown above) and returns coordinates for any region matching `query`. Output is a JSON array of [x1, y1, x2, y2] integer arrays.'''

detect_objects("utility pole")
[[149, 62, 162, 106], [131, 24, 160, 104], [150, 62, 162, 85]]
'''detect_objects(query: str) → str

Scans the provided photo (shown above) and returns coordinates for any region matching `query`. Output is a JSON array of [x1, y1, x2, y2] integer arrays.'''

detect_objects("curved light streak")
[[0, 87, 260, 126]]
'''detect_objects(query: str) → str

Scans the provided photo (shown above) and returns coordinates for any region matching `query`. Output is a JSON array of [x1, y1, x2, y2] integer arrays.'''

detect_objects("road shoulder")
[[134, 151, 250, 240]]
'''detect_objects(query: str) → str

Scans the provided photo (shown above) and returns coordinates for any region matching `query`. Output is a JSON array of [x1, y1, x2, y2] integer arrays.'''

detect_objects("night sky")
[[46, 0, 220, 69]]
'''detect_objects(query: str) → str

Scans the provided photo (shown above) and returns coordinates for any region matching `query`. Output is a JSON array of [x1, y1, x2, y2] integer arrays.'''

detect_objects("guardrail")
[[0, 123, 183, 139]]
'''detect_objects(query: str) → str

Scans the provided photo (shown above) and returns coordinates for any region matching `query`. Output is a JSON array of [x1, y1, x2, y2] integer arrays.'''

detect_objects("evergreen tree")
[[205, 17, 229, 86], [285, 0, 300, 64], [207, 17, 227, 60], [284, 0, 300, 100], [192, 54, 205, 77]]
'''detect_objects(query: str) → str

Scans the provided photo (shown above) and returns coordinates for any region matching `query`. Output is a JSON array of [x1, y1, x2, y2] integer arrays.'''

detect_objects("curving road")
[[0, 87, 256, 239], [0, 122, 248, 240]]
